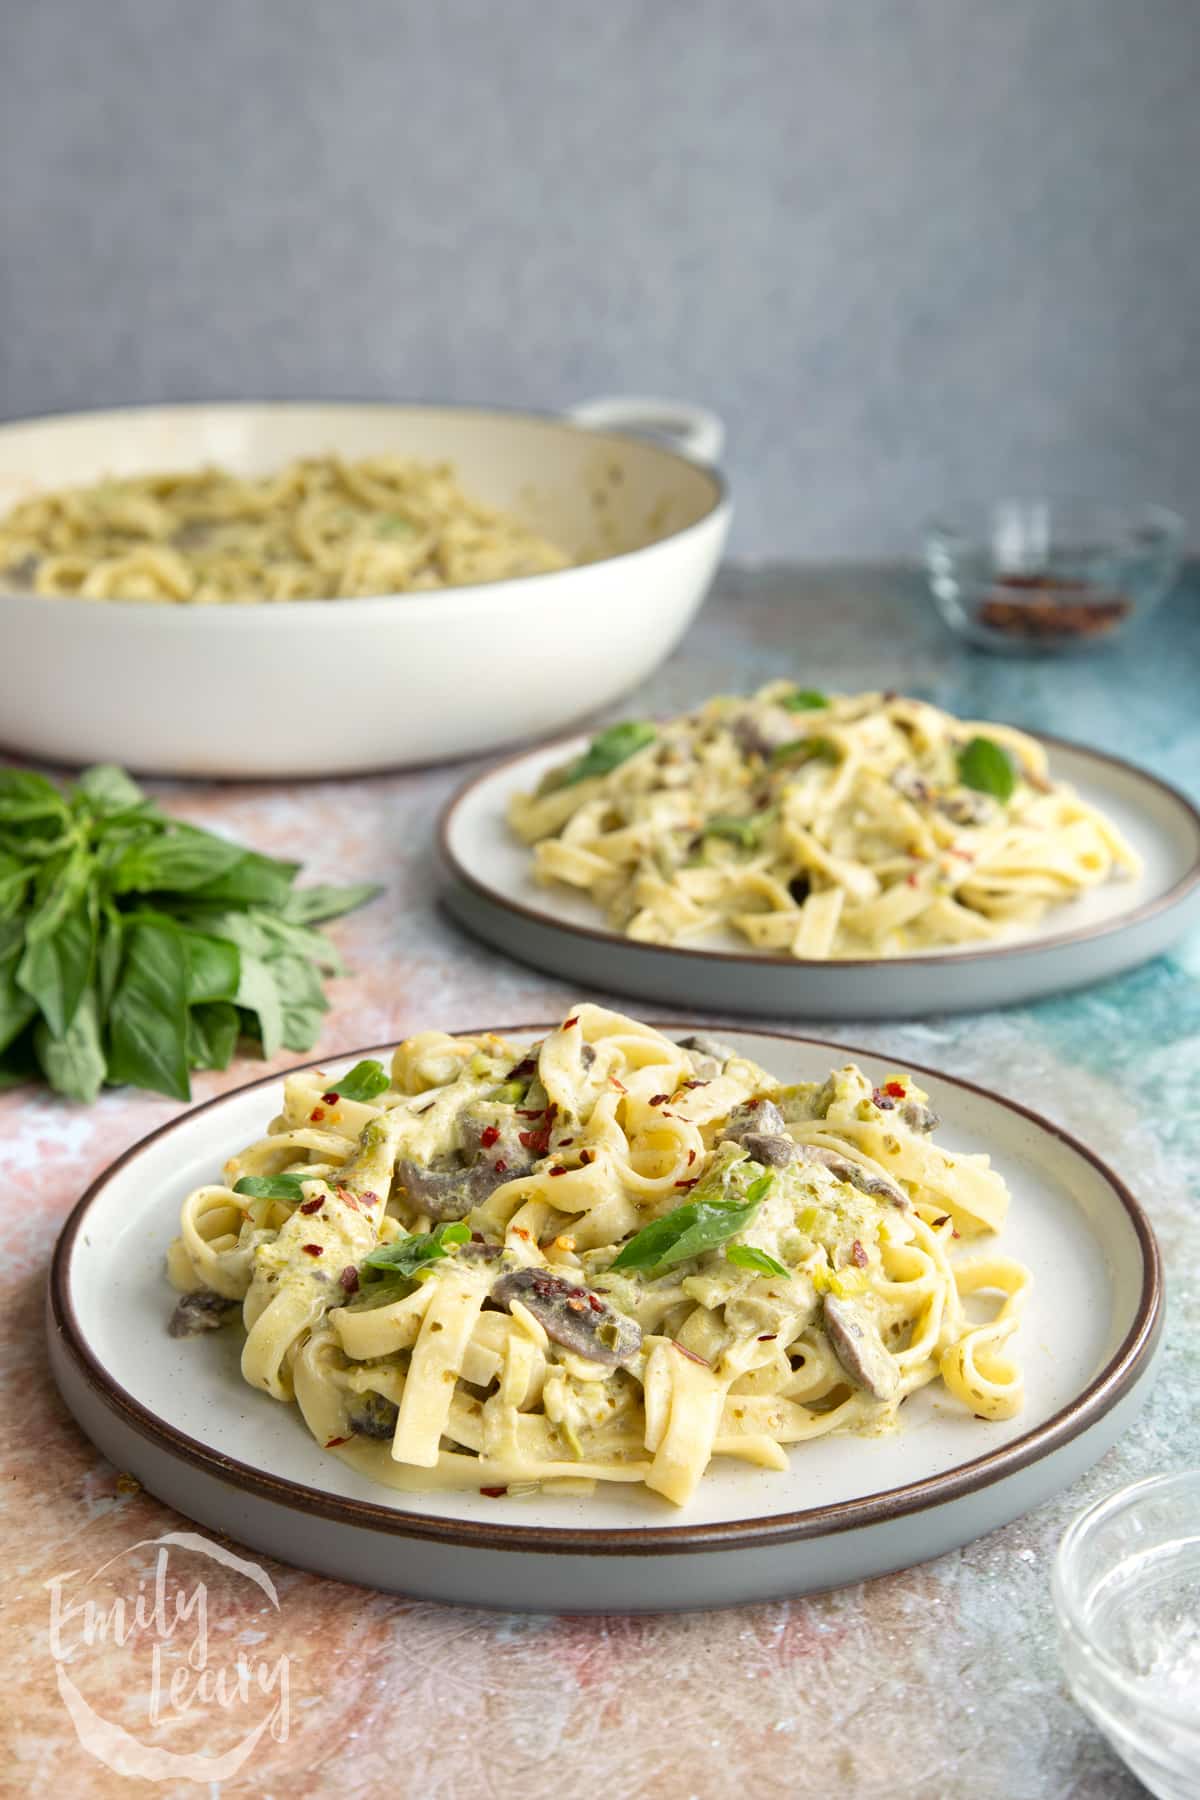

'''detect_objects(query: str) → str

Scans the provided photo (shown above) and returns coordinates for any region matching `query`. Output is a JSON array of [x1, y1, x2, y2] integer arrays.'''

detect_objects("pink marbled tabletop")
[[7, 566, 1197, 1798]]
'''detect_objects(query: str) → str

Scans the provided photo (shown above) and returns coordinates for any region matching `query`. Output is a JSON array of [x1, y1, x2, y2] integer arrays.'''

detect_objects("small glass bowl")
[[925, 498, 1185, 654], [1054, 1471, 1200, 1800]]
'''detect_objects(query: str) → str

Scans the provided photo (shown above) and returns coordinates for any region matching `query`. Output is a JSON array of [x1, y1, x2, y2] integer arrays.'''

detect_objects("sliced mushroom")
[[492, 1268, 642, 1365], [722, 1098, 787, 1140], [794, 1144, 910, 1210], [395, 1155, 521, 1222], [900, 1100, 939, 1134], [676, 1033, 737, 1080], [939, 790, 996, 826], [347, 1391, 399, 1440], [822, 1295, 901, 1402], [168, 1289, 239, 1338], [737, 1131, 798, 1168]]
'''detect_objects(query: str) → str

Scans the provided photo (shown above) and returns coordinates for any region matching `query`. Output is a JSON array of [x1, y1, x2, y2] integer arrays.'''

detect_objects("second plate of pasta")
[[439, 693, 1200, 1018], [49, 1014, 1160, 1611]]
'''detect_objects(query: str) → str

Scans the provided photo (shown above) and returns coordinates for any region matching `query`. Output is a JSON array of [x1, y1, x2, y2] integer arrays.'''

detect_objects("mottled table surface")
[[5, 565, 1198, 1799]]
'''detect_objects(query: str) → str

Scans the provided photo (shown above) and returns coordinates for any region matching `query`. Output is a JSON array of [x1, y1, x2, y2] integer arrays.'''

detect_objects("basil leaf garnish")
[[768, 737, 839, 769], [725, 1244, 790, 1277], [781, 689, 830, 712], [333, 1058, 391, 1103], [957, 736, 1016, 801], [361, 1221, 471, 1282], [233, 1173, 310, 1203], [561, 721, 657, 787], [701, 815, 765, 850], [611, 1171, 775, 1277]]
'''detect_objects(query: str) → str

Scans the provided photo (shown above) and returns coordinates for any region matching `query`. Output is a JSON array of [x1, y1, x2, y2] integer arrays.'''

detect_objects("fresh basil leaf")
[[75, 764, 145, 816], [361, 1221, 469, 1282], [106, 919, 191, 1100], [0, 770, 69, 824], [22, 845, 91, 945], [781, 689, 830, 712], [0, 851, 31, 922], [560, 722, 656, 788], [188, 850, 300, 909], [768, 737, 839, 769], [957, 736, 1016, 802], [176, 927, 240, 1004], [17, 894, 94, 1037], [187, 1000, 240, 1071], [255, 912, 346, 975], [96, 909, 125, 1013], [34, 987, 107, 1103], [280, 1000, 329, 1055], [233, 1173, 309, 1202], [333, 1059, 390, 1103], [725, 1244, 790, 1277], [0, 920, 37, 1054], [701, 815, 765, 850], [111, 826, 245, 895], [280, 882, 383, 926], [611, 1194, 766, 1276], [745, 1172, 776, 1205], [234, 954, 285, 1059]]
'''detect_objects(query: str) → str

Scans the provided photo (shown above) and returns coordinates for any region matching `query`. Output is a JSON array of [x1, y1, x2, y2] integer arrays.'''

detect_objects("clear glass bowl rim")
[[925, 496, 1187, 553], [1052, 1469, 1200, 1731]]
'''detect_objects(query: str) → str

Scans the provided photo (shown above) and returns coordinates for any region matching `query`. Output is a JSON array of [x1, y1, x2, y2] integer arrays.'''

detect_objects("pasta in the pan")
[[166, 1005, 1030, 1507], [0, 455, 568, 602], [507, 687, 1141, 959]]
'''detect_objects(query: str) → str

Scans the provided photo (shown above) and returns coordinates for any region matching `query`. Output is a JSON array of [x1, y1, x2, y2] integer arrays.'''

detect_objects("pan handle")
[[563, 395, 725, 466]]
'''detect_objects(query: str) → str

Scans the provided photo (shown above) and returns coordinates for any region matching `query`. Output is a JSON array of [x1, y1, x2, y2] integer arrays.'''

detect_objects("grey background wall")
[[3, 0, 1198, 556]]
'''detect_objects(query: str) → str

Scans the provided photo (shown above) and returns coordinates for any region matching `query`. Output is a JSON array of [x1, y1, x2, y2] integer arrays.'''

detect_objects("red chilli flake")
[[649, 1093, 669, 1107], [884, 1080, 906, 1098], [548, 1166, 568, 1178], [301, 1244, 323, 1257], [325, 1436, 352, 1448], [610, 1077, 627, 1093], [339, 1266, 359, 1294], [850, 1239, 868, 1269], [578, 1150, 594, 1166], [563, 1016, 579, 1028], [932, 1214, 951, 1229], [674, 1177, 699, 1191], [588, 1295, 604, 1313], [687, 1149, 696, 1165], [479, 1124, 501, 1149], [310, 1106, 326, 1122], [671, 1341, 711, 1368], [493, 1160, 508, 1174], [681, 1079, 709, 1089], [757, 1333, 777, 1342], [321, 1091, 340, 1105], [905, 872, 920, 888], [299, 1196, 325, 1215], [479, 1485, 508, 1498]]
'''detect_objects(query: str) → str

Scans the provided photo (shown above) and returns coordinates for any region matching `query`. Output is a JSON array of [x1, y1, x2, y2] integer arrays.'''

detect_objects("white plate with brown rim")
[[47, 1024, 1161, 1613], [437, 732, 1200, 1019]]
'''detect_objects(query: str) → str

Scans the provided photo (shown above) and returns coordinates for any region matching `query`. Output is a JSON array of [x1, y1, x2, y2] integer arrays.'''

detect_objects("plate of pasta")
[[439, 687, 1200, 1018], [49, 1006, 1160, 1611]]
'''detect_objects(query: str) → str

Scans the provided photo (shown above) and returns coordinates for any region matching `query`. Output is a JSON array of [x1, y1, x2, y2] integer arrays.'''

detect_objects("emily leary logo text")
[[45, 1530, 297, 1782]]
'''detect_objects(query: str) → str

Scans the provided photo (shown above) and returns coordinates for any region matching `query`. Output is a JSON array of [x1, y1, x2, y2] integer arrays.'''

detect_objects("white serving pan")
[[0, 397, 730, 777], [48, 1026, 1161, 1613]]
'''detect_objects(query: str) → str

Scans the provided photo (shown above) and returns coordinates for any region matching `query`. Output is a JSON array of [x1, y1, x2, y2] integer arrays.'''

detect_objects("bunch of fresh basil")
[[0, 764, 379, 1103]]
